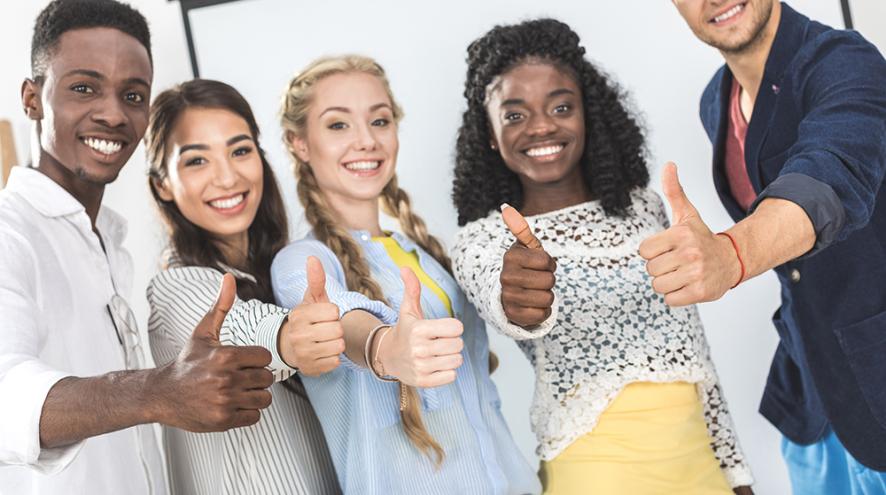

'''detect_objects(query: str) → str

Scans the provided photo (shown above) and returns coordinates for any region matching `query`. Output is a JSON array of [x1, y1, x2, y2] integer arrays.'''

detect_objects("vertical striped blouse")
[[147, 261, 341, 495], [271, 231, 541, 495]]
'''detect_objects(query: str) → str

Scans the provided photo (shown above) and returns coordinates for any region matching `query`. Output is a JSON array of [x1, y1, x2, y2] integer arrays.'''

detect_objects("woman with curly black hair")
[[451, 19, 754, 494]]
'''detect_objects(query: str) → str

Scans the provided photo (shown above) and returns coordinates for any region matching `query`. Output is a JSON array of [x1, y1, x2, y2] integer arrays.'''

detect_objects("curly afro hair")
[[31, 0, 152, 80], [453, 18, 649, 225]]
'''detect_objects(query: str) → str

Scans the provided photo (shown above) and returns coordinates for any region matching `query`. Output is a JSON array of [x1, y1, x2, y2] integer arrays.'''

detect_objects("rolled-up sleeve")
[[752, 33, 886, 254], [0, 233, 81, 473]]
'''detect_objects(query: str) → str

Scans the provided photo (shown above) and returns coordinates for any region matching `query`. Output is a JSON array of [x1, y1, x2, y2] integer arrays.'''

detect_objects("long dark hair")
[[146, 79, 288, 303], [453, 18, 650, 225]]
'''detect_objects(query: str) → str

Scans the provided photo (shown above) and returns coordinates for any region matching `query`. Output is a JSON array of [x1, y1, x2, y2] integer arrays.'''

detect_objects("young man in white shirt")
[[0, 1, 277, 492]]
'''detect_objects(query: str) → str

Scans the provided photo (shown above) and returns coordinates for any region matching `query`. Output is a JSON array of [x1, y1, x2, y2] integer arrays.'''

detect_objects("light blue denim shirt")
[[271, 230, 540, 495]]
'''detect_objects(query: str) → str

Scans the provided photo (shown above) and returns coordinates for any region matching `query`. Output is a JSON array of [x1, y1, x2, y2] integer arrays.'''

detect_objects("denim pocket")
[[833, 309, 886, 431]]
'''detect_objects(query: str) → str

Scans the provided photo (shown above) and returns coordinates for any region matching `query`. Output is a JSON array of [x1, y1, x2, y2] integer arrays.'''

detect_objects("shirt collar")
[[5, 166, 128, 245]]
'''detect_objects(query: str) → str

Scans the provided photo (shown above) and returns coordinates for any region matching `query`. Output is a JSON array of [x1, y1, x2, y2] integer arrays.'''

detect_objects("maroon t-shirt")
[[725, 79, 757, 211]]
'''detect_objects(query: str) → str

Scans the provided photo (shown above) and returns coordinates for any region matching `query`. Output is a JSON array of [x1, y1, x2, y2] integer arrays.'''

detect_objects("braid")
[[381, 176, 452, 272]]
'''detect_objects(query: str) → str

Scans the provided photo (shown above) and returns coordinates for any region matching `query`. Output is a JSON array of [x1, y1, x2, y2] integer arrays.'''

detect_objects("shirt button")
[[790, 269, 801, 283], [360, 234, 369, 241]]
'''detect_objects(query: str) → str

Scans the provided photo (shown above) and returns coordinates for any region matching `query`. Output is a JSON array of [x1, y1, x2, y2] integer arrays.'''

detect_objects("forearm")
[[340, 309, 384, 368], [725, 198, 816, 281], [39, 370, 159, 449]]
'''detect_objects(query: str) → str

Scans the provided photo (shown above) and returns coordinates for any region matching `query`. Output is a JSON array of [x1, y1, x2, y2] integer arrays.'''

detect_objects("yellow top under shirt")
[[372, 235, 453, 316]]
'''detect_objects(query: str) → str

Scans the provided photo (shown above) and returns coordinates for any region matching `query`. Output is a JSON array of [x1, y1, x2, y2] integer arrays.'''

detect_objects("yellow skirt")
[[539, 382, 732, 495]]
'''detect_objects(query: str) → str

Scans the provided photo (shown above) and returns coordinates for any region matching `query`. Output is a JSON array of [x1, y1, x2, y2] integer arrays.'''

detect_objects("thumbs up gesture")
[[279, 256, 346, 376], [499, 204, 557, 327], [373, 267, 465, 388], [639, 162, 743, 307], [155, 273, 275, 432]]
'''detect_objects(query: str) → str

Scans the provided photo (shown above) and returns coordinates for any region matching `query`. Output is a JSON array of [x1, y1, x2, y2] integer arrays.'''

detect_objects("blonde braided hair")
[[281, 54, 448, 464]]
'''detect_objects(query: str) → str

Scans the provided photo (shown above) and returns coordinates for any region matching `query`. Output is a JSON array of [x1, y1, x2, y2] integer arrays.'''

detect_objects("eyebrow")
[[61, 69, 150, 89], [318, 102, 391, 118], [179, 134, 253, 154], [500, 88, 577, 107]]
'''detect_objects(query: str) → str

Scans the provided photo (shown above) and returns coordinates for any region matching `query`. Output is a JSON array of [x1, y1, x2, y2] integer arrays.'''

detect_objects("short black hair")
[[31, 0, 152, 80], [453, 18, 649, 225]]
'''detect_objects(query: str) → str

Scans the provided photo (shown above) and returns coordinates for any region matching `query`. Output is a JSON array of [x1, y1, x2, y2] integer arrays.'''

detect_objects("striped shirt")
[[271, 231, 541, 495], [147, 263, 341, 495]]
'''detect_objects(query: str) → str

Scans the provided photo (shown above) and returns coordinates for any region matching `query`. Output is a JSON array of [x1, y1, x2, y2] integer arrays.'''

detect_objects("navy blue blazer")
[[699, 3, 886, 470]]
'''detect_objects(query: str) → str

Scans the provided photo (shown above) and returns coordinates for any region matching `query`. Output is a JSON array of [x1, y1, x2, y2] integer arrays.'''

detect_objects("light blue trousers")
[[781, 429, 886, 495]]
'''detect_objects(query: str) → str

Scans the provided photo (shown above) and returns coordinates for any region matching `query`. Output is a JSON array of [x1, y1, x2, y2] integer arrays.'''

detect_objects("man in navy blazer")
[[640, 1, 886, 493]]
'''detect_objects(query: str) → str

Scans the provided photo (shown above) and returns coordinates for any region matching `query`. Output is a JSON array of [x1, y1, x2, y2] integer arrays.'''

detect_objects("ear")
[[151, 176, 175, 202], [287, 131, 310, 163], [21, 78, 43, 120]]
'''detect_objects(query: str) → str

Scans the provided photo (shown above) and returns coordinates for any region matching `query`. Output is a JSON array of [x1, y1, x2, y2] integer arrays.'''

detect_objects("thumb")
[[398, 266, 423, 320], [192, 272, 236, 344], [500, 203, 542, 249], [662, 162, 698, 223], [302, 256, 330, 304]]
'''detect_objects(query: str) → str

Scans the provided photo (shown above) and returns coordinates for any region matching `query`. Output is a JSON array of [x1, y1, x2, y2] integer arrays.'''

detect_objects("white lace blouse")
[[452, 188, 753, 487]]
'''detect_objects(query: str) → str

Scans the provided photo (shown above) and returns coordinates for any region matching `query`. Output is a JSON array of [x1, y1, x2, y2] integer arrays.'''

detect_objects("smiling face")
[[154, 107, 264, 247], [288, 71, 399, 212], [485, 60, 586, 189], [23, 27, 152, 190], [673, 0, 775, 53]]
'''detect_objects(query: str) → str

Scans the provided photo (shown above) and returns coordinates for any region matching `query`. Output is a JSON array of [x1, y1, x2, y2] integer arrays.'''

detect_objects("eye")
[[125, 92, 145, 104], [71, 84, 95, 95], [553, 103, 571, 114], [371, 118, 390, 127], [504, 112, 524, 123], [328, 121, 347, 130], [232, 145, 253, 157], [185, 156, 206, 167]]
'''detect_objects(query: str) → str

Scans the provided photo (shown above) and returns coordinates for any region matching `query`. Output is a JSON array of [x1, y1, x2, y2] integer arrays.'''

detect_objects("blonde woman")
[[271, 55, 540, 495]]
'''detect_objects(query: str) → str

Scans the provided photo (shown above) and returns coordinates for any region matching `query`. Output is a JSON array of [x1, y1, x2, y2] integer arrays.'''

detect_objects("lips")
[[79, 135, 127, 157], [710, 2, 746, 24], [343, 160, 380, 171]]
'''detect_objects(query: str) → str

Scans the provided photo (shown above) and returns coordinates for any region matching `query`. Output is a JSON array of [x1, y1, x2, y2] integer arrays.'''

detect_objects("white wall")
[[0, 1, 882, 493]]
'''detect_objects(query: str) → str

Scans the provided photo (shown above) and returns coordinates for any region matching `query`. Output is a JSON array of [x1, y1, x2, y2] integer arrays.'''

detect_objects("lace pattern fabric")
[[452, 188, 753, 487]]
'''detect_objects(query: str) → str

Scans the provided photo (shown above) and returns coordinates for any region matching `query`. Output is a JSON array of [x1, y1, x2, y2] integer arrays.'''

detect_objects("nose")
[[526, 112, 558, 137], [211, 155, 238, 189], [353, 122, 379, 151], [91, 94, 128, 129]]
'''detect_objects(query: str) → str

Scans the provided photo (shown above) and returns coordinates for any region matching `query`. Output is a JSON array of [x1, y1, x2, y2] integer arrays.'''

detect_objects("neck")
[[214, 231, 250, 268], [327, 193, 384, 237], [722, 1, 781, 107], [520, 166, 593, 216], [35, 150, 105, 229]]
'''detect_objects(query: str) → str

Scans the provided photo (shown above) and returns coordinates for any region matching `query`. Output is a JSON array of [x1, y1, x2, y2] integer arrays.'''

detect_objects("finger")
[[303, 256, 330, 304], [424, 318, 463, 339], [238, 367, 275, 389], [500, 203, 542, 249], [663, 287, 699, 307], [638, 230, 676, 261], [505, 246, 557, 271], [500, 267, 556, 290], [308, 321, 345, 343], [292, 303, 340, 325], [235, 389, 273, 410], [192, 273, 237, 343], [226, 345, 273, 369], [425, 353, 464, 373], [230, 409, 262, 428], [428, 336, 464, 356], [420, 369, 457, 388], [501, 286, 555, 309], [661, 162, 699, 224], [505, 306, 551, 327], [650, 271, 689, 296], [398, 267, 424, 320], [645, 250, 682, 278], [307, 338, 346, 359], [301, 355, 341, 376]]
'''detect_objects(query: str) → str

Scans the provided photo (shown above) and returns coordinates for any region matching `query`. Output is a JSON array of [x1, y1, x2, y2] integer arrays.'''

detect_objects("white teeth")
[[344, 160, 380, 171], [209, 194, 245, 209], [83, 137, 123, 155], [714, 3, 743, 23], [525, 144, 565, 157]]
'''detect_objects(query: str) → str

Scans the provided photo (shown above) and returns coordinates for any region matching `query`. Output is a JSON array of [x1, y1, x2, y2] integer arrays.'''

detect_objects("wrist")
[[716, 231, 745, 289], [141, 366, 171, 425]]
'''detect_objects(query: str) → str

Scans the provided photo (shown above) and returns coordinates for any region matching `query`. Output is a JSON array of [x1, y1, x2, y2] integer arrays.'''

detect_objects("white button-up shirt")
[[0, 167, 166, 494]]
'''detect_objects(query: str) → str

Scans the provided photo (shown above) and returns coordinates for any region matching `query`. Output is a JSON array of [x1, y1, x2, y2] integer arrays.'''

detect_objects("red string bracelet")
[[716, 232, 745, 289]]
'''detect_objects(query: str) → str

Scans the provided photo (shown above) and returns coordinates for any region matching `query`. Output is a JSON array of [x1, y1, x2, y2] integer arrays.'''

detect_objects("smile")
[[343, 160, 381, 171], [208, 192, 246, 210], [711, 2, 745, 24], [80, 137, 124, 156], [524, 144, 565, 158]]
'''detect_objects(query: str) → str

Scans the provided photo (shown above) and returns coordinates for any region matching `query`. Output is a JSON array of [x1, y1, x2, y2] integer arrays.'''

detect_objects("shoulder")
[[699, 65, 728, 135], [272, 236, 346, 283], [147, 265, 224, 303], [793, 27, 886, 82]]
